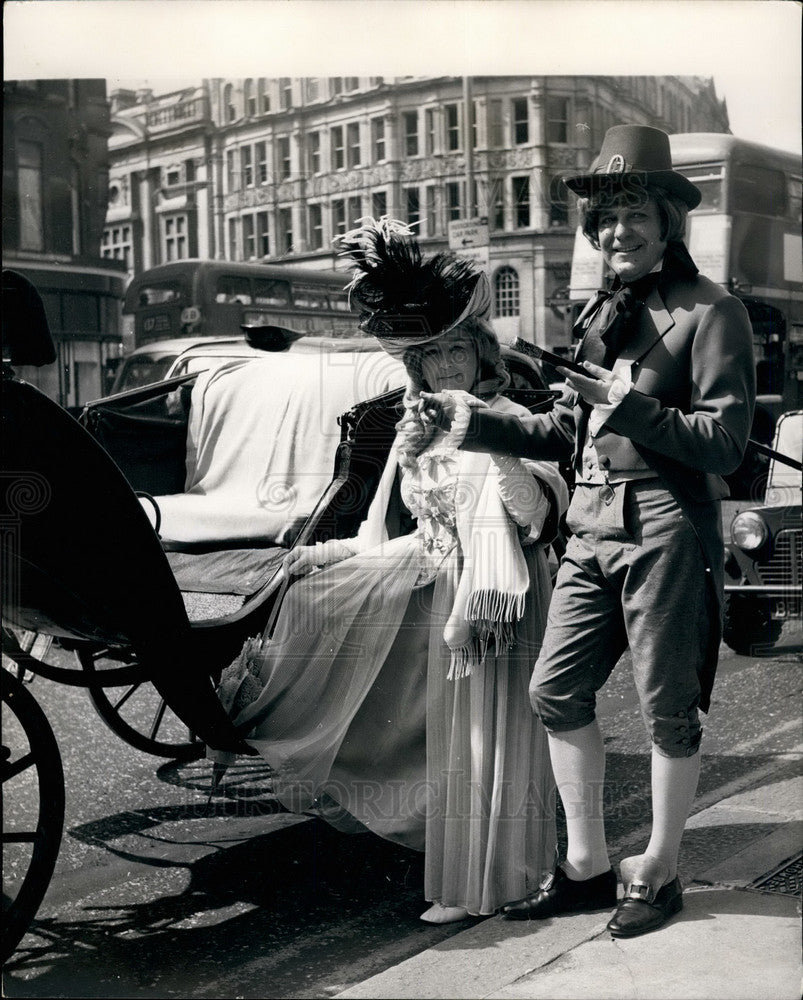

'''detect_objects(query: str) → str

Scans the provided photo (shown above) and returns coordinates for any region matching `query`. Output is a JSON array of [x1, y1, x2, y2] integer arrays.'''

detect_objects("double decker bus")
[[567, 133, 803, 422], [122, 259, 356, 353]]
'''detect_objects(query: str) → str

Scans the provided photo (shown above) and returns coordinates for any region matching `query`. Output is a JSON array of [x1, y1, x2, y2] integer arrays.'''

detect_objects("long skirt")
[[222, 534, 556, 915]]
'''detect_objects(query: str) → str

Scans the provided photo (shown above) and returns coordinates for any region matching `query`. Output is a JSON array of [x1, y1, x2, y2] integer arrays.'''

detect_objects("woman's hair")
[[579, 185, 689, 250], [395, 315, 510, 468]]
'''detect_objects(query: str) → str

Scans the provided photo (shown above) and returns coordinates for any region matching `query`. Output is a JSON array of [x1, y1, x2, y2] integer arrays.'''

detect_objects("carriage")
[[1, 269, 559, 963]]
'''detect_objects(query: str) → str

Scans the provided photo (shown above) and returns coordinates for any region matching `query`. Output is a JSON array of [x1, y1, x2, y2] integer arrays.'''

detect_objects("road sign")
[[448, 218, 489, 251], [455, 246, 490, 271]]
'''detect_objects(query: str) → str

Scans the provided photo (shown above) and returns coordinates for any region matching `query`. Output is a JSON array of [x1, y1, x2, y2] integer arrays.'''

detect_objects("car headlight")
[[730, 511, 769, 551]]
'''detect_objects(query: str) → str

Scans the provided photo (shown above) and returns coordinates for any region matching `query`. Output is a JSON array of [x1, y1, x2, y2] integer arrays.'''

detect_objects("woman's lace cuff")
[[441, 390, 488, 451]]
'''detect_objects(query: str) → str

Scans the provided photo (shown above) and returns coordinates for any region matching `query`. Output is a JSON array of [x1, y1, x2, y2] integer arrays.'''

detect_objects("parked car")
[[722, 410, 802, 654], [109, 326, 372, 395]]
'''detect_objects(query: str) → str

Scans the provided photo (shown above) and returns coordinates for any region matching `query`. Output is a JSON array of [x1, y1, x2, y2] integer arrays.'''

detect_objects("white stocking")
[[546, 721, 610, 880]]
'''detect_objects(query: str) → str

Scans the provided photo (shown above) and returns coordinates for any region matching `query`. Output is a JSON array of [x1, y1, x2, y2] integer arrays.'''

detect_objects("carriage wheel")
[[1, 668, 65, 964], [77, 646, 204, 762]]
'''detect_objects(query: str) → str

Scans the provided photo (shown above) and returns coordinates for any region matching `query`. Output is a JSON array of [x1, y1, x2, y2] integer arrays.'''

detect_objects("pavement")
[[335, 775, 802, 1000]]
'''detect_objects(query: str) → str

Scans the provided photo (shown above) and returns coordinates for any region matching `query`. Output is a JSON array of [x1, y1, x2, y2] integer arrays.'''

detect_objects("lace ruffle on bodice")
[[400, 439, 460, 583]]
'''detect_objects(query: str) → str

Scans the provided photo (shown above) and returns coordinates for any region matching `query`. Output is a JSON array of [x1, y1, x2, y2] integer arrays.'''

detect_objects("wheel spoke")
[[2, 750, 36, 783], [3, 831, 38, 844], [148, 699, 169, 742], [111, 682, 144, 712]]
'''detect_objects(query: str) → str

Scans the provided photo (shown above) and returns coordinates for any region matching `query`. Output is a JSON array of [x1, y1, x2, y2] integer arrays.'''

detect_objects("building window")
[[331, 125, 344, 170], [549, 176, 569, 227], [372, 117, 386, 162], [488, 99, 503, 147], [308, 131, 321, 174], [425, 108, 436, 154], [309, 204, 323, 249], [495, 267, 520, 317], [445, 103, 460, 151], [490, 176, 504, 230], [546, 96, 569, 144], [18, 139, 44, 251], [258, 78, 270, 114], [224, 83, 236, 122], [471, 99, 480, 150], [256, 141, 268, 185], [278, 136, 291, 180], [279, 77, 292, 110], [347, 122, 361, 168], [425, 185, 438, 236], [101, 225, 132, 269], [513, 97, 529, 144], [256, 211, 270, 256], [347, 195, 362, 228], [332, 199, 346, 237], [245, 78, 256, 116], [344, 77, 359, 92], [404, 186, 420, 229], [278, 207, 293, 254], [226, 149, 237, 193], [243, 214, 256, 259], [372, 190, 387, 220], [163, 214, 188, 261], [403, 111, 418, 156], [512, 176, 530, 228], [165, 167, 181, 187], [305, 78, 320, 103], [331, 77, 343, 96], [227, 217, 238, 259], [242, 146, 253, 187], [446, 181, 462, 221]]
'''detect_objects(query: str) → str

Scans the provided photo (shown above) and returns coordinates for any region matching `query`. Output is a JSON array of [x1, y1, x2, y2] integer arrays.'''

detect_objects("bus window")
[[293, 285, 329, 309], [138, 282, 182, 306], [677, 167, 724, 213], [732, 164, 787, 216], [215, 276, 253, 304], [254, 278, 291, 306], [330, 287, 352, 311]]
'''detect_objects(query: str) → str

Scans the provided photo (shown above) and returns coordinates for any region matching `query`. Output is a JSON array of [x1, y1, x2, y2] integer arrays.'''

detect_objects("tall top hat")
[[333, 216, 491, 357], [563, 125, 701, 210]]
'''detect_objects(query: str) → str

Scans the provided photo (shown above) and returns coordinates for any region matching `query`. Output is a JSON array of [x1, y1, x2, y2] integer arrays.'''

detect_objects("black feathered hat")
[[333, 216, 492, 357]]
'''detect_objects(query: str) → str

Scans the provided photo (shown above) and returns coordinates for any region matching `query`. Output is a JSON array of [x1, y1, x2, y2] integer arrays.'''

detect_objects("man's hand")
[[418, 391, 456, 429], [560, 360, 616, 405]]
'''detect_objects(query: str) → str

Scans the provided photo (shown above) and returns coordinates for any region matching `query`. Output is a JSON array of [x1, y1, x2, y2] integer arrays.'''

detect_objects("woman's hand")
[[282, 545, 320, 577], [418, 391, 456, 430], [560, 360, 616, 406]]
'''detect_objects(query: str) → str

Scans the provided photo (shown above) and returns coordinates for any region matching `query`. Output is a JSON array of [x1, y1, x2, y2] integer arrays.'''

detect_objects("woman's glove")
[[491, 454, 550, 535], [282, 538, 355, 577]]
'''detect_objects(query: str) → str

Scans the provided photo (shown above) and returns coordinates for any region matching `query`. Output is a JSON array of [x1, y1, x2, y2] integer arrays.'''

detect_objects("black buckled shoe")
[[607, 875, 683, 938], [501, 864, 617, 920]]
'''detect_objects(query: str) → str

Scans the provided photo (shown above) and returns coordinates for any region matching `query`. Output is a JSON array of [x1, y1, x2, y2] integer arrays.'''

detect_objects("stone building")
[[3, 79, 127, 406], [104, 75, 729, 350]]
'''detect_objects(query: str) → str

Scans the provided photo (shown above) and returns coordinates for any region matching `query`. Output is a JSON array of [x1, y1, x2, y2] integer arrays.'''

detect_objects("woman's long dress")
[[217, 417, 558, 915]]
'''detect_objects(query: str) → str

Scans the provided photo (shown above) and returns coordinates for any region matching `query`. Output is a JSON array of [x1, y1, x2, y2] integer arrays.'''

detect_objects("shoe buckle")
[[625, 880, 653, 903], [539, 871, 556, 891]]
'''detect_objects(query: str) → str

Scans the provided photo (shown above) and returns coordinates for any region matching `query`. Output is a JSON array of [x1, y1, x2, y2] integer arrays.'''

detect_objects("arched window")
[[494, 267, 520, 317]]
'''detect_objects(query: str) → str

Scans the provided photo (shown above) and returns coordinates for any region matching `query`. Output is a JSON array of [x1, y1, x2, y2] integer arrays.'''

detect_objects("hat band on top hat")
[[562, 124, 702, 210]]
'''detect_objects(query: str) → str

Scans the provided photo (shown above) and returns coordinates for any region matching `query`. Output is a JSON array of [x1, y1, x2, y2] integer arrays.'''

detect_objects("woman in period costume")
[[214, 218, 567, 922]]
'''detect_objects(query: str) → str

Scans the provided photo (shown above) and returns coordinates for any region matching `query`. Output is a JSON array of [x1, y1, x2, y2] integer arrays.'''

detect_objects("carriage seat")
[[142, 351, 406, 551]]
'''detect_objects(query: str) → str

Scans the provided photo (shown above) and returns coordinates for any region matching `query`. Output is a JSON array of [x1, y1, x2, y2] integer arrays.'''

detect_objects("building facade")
[[3, 79, 127, 406], [104, 76, 730, 350]]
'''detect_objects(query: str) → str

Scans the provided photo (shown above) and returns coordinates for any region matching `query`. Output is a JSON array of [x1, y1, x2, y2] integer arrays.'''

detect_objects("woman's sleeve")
[[491, 454, 562, 545]]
